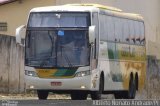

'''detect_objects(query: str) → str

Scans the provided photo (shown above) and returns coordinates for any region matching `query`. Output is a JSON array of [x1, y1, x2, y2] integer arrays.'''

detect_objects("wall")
[[0, 0, 55, 36], [0, 34, 24, 93], [136, 56, 160, 99], [0, 0, 56, 93]]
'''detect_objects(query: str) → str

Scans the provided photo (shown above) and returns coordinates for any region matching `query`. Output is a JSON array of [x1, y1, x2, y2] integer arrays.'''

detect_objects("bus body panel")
[[25, 66, 101, 91], [24, 4, 146, 96]]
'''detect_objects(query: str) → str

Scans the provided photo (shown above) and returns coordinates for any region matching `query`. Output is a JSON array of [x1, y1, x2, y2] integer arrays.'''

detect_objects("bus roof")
[[30, 4, 143, 21], [64, 4, 122, 12]]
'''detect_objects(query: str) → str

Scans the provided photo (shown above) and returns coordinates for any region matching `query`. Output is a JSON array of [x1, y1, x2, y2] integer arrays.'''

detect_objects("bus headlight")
[[25, 70, 38, 77], [75, 70, 91, 77]]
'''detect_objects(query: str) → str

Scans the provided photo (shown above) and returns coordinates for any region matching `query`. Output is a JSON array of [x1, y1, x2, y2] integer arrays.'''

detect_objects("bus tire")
[[125, 75, 136, 99], [91, 75, 104, 100], [37, 90, 49, 100], [71, 92, 88, 100]]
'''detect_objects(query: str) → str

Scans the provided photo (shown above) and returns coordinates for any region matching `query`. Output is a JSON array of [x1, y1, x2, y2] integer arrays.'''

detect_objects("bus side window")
[[140, 22, 145, 45], [99, 14, 107, 41], [129, 20, 135, 44], [106, 16, 116, 59], [107, 16, 115, 42], [134, 21, 141, 45], [114, 17, 123, 42], [123, 19, 130, 43]]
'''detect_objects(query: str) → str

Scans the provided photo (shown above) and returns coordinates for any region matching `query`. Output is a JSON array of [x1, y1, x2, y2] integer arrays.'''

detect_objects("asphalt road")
[[1, 100, 93, 106], [0, 94, 114, 106], [0, 94, 113, 106], [0, 94, 159, 106], [1, 99, 159, 106]]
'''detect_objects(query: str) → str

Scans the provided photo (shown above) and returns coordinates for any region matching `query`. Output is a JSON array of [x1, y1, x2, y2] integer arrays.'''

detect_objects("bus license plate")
[[51, 82, 62, 86]]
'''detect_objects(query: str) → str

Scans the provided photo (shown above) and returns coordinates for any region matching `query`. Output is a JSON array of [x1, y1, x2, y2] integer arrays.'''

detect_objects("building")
[[0, 0, 56, 36], [0, 0, 160, 58]]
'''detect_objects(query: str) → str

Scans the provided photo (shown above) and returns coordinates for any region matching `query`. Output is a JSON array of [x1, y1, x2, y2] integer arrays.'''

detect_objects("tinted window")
[[140, 22, 145, 45], [100, 14, 107, 41], [134, 21, 141, 45], [123, 19, 130, 43], [107, 16, 115, 41], [129, 20, 135, 44], [114, 17, 123, 42], [28, 12, 90, 27]]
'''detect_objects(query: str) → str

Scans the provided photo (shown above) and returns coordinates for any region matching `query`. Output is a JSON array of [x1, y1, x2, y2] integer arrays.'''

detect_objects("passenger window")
[[114, 17, 123, 42], [134, 21, 141, 45], [107, 16, 115, 41], [140, 22, 145, 45], [129, 20, 135, 44], [123, 19, 130, 43], [100, 15, 107, 41]]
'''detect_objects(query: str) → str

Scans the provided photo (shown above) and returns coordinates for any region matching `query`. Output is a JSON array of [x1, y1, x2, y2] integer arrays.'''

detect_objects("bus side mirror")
[[89, 26, 95, 44], [16, 25, 26, 46]]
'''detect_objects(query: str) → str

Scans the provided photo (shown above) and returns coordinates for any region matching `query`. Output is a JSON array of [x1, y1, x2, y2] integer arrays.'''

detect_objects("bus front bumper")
[[25, 75, 93, 91]]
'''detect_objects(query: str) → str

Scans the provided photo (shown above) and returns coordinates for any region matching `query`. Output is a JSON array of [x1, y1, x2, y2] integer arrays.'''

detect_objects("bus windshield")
[[28, 12, 90, 27], [25, 29, 90, 68]]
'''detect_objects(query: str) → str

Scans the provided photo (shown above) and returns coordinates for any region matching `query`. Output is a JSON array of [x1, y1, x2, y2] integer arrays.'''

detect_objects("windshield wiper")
[[60, 45, 74, 68], [48, 31, 55, 57], [40, 32, 55, 67]]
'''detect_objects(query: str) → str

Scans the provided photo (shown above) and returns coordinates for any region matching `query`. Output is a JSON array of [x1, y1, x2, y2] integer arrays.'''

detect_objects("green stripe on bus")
[[53, 69, 77, 77]]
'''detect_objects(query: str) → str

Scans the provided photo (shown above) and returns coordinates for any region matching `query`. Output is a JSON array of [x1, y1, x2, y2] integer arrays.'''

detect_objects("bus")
[[16, 4, 146, 100]]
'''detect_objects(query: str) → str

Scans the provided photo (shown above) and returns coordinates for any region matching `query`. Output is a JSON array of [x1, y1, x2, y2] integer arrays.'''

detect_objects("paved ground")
[[0, 100, 94, 106], [0, 98, 159, 106], [0, 93, 116, 100], [0, 94, 102, 106], [0, 93, 115, 106], [0, 92, 156, 106]]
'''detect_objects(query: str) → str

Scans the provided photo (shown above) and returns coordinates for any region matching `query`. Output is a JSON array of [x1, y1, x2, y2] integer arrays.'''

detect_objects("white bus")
[[16, 4, 146, 100]]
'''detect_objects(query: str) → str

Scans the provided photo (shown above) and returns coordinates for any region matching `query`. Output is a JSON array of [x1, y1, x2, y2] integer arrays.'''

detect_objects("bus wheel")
[[71, 92, 88, 100], [37, 90, 49, 100], [91, 76, 103, 100], [125, 76, 136, 99]]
